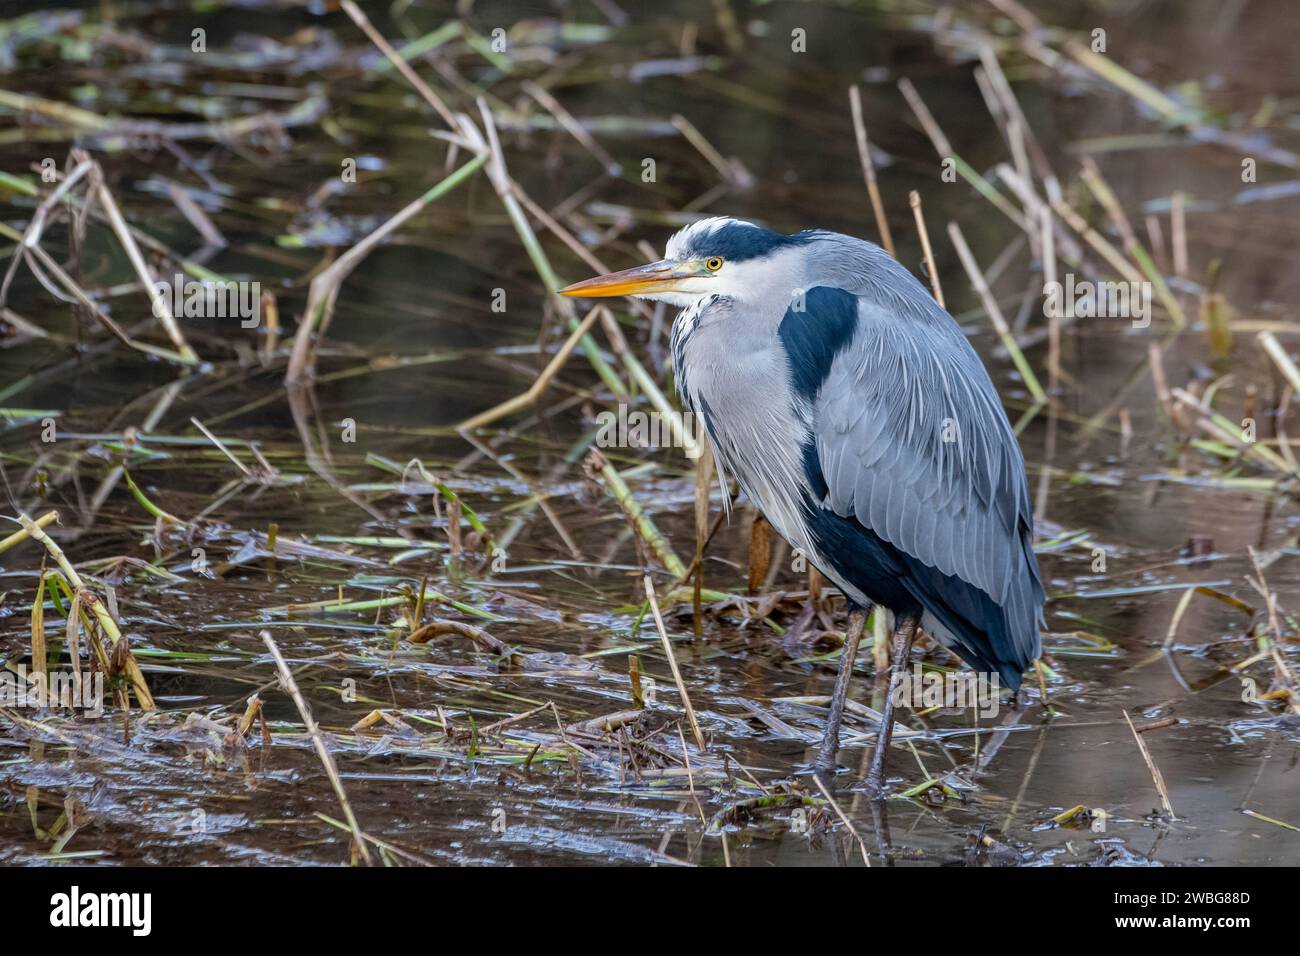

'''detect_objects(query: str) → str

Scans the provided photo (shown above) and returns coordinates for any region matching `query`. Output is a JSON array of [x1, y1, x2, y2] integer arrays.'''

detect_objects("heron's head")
[[560, 217, 805, 308]]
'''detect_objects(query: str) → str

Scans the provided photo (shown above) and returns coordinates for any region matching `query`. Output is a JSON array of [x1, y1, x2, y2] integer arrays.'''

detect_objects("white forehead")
[[664, 216, 758, 259]]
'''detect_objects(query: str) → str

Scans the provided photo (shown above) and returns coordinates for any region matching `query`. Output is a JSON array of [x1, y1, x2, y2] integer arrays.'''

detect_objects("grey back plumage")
[[811, 285, 1043, 670], [801, 233, 1043, 672]]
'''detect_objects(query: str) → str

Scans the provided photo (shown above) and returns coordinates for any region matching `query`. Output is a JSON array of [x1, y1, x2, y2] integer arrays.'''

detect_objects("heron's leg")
[[812, 604, 867, 777], [863, 610, 919, 796], [865, 795, 895, 865]]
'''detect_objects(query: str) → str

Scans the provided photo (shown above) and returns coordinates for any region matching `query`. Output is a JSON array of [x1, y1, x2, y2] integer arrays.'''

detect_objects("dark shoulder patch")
[[778, 286, 860, 403]]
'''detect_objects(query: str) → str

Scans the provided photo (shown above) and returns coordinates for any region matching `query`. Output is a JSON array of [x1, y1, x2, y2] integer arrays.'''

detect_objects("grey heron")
[[562, 217, 1044, 794]]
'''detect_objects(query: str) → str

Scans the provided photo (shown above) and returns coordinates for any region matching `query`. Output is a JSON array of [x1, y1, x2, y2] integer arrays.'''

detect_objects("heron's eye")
[[705, 256, 724, 272]]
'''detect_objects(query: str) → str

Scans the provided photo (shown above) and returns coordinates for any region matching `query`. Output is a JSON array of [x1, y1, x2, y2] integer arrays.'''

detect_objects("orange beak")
[[559, 260, 698, 298]]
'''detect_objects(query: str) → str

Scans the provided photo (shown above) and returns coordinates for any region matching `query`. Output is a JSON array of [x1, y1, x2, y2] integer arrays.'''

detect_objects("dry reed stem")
[[947, 221, 1048, 405], [909, 191, 944, 307], [471, 101, 627, 397], [898, 78, 1028, 231], [588, 450, 687, 578], [16, 513, 154, 708], [1040, 204, 1060, 387], [1170, 387, 1295, 475], [1257, 331, 1300, 395], [1122, 710, 1175, 818], [0, 509, 57, 555], [849, 85, 894, 256], [693, 442, 714, 637], [460, 304, 605, 431], [643, 575, 706, 752], [285, 152, 488, 382], [340, 0, 458, 129], [261, 630, 375, 866], [1171, 192, 1188, 278], [670, 114, 752, 188], [811, 774, 871, 866], [93, 176, 199, 363]]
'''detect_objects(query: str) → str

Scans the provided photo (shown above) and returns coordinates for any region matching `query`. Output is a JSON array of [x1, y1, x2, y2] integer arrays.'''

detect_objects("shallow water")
[[1, 0, 1298, 866]]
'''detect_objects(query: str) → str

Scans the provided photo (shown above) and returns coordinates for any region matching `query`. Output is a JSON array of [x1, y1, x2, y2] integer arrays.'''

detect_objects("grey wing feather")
[[812, 292, 1044, 667]]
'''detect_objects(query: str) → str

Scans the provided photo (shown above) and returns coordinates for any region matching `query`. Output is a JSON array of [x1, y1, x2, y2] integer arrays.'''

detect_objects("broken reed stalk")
[[642, 575, 706, 752], [909, 190, 944, 307], [507, 186, 661, 346], [1162, 586, 1197, 649], [1122, 710, 1175, 818], [897, 77, 1027, 231], [693, 442, 714, 637], [16, 513, 155, 708], [191, 416, 252, 477], [810, 774, 870, 865], [976, 73, 1036, 244], [1038, 204, 1060, 388], [1, 155, 198, 364], [994, 165, 1085, 272], [1148, 342, 1175, 421], [1171, 192, 1188, 278], [1040, 204, 1060, 385], [522, 81, 621, 175], [747, 512, 773, 597], [339, 0, 458, 129], [871, 605, 890, 675], [849, 85, 894, 256], [1047, 189, 1146, 287], [947, 222, 1048, 405], [472, 100, 627, 399], [0, 167, 229, 286], [671, 113, 751, 188], [1078, 157, 1140, 253], [586, 450, 686, 578], [1257, 331, 1300, 395], [261, 630, 375, 866], [976, 44, 1056, 185], [0, 509, 57, 555], [595, 308, 702, 459], [1144, 214, 1169, 272], [0, 158, 94, 305], [1169, 387, 1296, 475], [460, 304, 604, 430], [93, 177, 200, 363], [285, 151, 487, 382], [1077, 160, 1186, 328], [22, 242, 191, 363], [30, 572, 47, 678]]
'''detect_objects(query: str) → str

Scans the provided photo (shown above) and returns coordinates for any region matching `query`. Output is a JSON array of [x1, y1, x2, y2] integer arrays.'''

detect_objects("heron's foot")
[[802, 752, 844, 783], [851, 768, 890, 799], [806, 721, 848, 781]]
